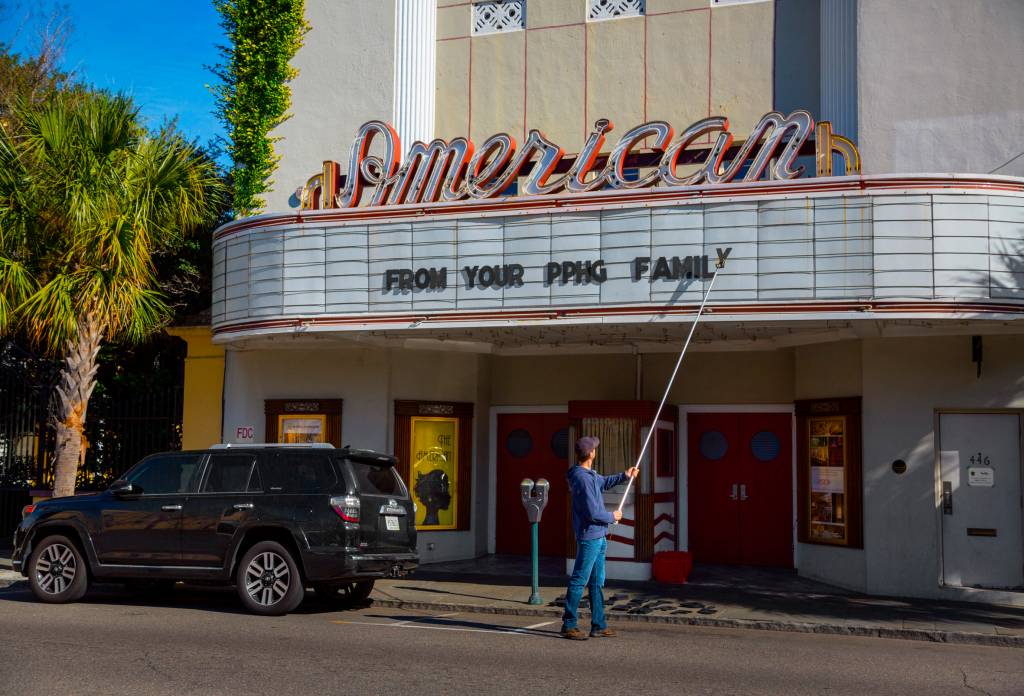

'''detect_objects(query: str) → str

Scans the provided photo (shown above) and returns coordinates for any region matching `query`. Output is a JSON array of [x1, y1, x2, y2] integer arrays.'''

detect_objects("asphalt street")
[[0, 582, 1021, 696]]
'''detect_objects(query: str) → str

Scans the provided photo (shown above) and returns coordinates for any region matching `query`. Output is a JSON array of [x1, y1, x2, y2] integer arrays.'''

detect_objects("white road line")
[[387, 611, 459, 627], [333, 620, 530, 636], [521, 620, 557, 630]]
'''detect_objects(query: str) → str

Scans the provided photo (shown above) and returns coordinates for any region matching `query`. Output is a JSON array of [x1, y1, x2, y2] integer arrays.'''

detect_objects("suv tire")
[[28, 534, 88, 604], [314, 579, 375, 606], [236, 541, 304, 616]]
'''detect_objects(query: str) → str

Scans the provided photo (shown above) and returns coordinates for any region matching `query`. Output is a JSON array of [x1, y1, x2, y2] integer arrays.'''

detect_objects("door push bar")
[[729, 484, 750, 501]]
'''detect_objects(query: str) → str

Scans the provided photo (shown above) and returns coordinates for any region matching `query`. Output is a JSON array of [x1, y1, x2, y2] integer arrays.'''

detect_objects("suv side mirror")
[[109, 480, 140, 497]]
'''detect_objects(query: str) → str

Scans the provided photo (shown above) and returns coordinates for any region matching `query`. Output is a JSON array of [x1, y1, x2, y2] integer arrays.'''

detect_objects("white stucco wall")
[[265, 0, 397, 212], [861, 334, 1024, 602], [792, 340, 866, 591], [858, 0, 1024, 177], [221, 344, 487, 563]]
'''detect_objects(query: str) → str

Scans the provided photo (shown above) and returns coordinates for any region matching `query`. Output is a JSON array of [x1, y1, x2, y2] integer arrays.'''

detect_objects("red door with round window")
[[688, 412, 792, 567], [495, 413, 570, 556]]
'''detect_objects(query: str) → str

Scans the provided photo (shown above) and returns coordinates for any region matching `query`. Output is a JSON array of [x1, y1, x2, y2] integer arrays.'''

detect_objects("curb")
[[370, 598, 1024, 649]]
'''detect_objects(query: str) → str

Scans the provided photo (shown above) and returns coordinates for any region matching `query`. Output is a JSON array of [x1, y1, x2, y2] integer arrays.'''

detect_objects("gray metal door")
[[938, 412, 1023, 590]]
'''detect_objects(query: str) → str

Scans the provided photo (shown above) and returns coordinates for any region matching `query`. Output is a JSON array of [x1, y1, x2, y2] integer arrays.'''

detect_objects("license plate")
[[385, 516, 400, 531]]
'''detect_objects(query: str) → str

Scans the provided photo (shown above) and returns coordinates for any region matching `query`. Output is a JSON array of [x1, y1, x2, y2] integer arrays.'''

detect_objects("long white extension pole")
[[616, 268, 722, 516]]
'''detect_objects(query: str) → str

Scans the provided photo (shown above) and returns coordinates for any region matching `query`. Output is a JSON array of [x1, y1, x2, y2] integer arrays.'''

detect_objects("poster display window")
[[808, 416, 847, 543], [409, 416, 459, 530], [277, 414, 327, 444], [796, 397, 863, 549]]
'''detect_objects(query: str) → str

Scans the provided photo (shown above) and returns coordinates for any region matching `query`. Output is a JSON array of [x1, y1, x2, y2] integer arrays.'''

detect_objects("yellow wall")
[[435, 0, 774, 154], [167, 327, 225, 450]]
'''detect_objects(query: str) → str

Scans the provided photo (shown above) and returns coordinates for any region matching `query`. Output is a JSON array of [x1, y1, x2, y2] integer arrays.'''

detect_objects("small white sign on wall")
[[967, 466, 994, 487], [235, 426, 255, 442]]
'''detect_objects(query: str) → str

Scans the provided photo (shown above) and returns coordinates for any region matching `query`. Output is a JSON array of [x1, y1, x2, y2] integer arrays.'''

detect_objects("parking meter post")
[[520, 478, 549, 606], [528, 522, 542, 605]]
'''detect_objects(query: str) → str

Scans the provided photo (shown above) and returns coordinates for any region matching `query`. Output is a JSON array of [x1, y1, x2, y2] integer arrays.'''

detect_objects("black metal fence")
[[0, 337, 185, 546]]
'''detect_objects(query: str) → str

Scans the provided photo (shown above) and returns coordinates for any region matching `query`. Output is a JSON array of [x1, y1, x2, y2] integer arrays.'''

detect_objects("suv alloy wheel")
[[28, 535, 89, 603], [235, 540, 304, 615]]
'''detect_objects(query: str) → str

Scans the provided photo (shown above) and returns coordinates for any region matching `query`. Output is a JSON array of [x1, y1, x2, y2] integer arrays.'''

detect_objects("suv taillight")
[[21, 504, 35, 518], [330, 496, 360, 523]]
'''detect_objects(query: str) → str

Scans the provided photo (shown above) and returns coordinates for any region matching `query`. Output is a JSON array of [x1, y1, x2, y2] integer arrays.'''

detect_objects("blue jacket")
[[567, 465, 629, 541]]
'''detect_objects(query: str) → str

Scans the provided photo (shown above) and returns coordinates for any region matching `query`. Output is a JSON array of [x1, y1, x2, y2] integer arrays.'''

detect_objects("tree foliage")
[[212, 0, 308, 217], [0, 90, 226, 496]]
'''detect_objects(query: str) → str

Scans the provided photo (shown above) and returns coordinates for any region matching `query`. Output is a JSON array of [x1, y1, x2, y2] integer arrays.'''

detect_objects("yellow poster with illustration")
[[410, 417, 458, 530]]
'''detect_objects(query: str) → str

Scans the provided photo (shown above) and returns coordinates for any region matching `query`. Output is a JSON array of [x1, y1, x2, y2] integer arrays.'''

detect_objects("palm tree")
[[0, 91, 225, 497]]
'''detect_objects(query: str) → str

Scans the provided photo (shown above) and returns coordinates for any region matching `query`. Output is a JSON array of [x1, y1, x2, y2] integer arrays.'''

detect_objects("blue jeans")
[[561, 537, 607, 632]]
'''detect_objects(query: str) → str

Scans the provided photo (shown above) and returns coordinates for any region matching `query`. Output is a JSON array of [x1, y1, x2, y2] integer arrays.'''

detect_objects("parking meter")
[[520, 478, 550, 605], [520, 478, 550, 523]]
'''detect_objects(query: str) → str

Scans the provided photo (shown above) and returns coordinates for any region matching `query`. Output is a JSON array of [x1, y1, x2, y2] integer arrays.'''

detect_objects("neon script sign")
[[299, 111, 860, 210]]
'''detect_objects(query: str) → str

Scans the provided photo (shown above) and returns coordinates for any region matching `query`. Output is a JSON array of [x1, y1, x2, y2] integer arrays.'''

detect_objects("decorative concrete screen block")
[[472, 0, 524, 35], [589, 0, 645, 20]]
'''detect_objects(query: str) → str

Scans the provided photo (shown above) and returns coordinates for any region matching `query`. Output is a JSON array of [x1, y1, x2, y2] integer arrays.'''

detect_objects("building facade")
[[189, 0, 1024, 604]]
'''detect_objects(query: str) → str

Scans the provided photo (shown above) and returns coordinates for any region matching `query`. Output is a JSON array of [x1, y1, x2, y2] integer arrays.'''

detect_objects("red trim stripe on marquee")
[[213, 300, 1024, 337], [213, 174, 1024, 241]]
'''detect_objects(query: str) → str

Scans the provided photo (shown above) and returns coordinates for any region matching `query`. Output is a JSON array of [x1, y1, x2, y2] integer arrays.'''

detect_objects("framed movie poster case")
[[278, 414, 327, 444], [394, 401, 474, 532], [409, 417, 459, 530], [797, 397, 863, 548], [264, 399, 342, 446]]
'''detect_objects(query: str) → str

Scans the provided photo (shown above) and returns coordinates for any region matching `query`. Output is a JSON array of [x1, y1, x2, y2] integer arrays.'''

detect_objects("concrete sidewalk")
[[4, 552, 1022, 647], [371, 558, 1024, 648]]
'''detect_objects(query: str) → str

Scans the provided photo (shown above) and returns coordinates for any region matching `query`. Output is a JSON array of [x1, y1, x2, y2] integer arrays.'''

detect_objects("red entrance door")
[[688, 412, 793, 567], [495, 413, 570, 556]]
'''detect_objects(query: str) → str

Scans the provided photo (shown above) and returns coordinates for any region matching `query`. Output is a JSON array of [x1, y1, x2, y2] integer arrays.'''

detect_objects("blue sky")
[[1, 1, 225, 148]]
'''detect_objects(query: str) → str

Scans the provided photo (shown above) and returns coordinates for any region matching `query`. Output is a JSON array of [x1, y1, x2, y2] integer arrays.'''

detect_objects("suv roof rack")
[[209, 443, 336, 449]]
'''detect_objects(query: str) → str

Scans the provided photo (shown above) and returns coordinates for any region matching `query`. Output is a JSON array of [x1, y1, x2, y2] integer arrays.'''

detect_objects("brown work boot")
[[590, 627, 617, 638], [560, 627, 588, 640]]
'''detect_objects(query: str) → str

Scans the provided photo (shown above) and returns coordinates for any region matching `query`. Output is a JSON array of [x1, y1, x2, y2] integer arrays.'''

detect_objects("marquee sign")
[[299, 111, 860, 211]]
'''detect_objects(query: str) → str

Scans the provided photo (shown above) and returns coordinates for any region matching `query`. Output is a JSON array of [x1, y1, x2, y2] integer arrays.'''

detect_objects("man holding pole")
[[561, 436, 639, 640]]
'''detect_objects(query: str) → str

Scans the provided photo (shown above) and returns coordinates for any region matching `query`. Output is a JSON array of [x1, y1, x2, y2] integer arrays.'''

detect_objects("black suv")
[[12, 444, 417, 615]]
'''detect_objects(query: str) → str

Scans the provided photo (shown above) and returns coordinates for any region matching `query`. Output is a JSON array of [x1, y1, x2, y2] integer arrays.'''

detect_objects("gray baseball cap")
[[575, 436, 600, 459]]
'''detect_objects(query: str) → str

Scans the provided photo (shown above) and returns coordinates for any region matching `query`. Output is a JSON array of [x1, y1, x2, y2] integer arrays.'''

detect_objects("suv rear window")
[[349, 461, 406, 497], [260, 451, 336, 493]]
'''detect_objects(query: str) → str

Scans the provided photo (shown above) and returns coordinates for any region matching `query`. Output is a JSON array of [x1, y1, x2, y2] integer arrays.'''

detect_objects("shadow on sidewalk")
[[405, 554, 1024, 632]]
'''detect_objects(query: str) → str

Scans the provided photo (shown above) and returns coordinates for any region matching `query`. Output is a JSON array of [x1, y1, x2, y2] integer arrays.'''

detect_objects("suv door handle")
[[233, 503, 254, 511], [739, 484, 748, 501], [729, 484, 738, 500], [161, 504, 183, 512]]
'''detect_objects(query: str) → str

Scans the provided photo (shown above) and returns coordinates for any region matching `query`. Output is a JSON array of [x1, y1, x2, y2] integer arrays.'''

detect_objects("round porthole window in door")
[[506, 429, 532, 458], [550, 428, 569, 461], [699, 430, 728, 461], [750, 431, 781, 462]]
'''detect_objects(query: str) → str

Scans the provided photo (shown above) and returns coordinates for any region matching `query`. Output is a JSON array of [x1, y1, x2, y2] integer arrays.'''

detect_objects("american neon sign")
[[299, 111, 860, 210]]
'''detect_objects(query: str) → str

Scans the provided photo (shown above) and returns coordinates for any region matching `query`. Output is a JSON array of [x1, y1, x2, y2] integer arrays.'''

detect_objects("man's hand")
[[613, 510, 623, 522], [626, 466, 640, 479]]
